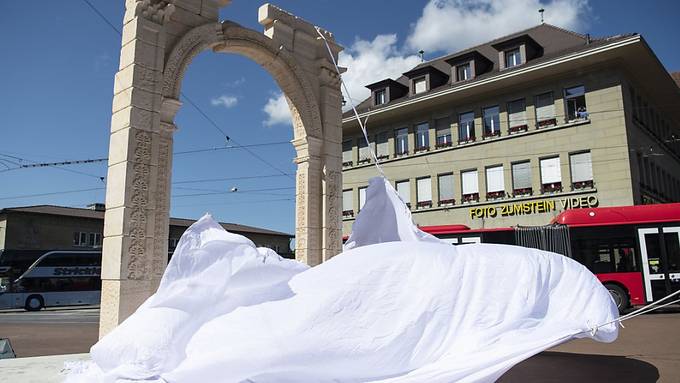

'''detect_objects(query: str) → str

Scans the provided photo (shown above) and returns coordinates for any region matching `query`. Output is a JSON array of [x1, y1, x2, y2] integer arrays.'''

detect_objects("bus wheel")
[[604, 284, 629, 313], [25, 295, 44, 311]]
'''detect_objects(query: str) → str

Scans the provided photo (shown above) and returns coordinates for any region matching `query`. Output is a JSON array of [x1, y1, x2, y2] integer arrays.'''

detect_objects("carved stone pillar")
[[100, 2, 174, 338], [293, 137, 324, 266]]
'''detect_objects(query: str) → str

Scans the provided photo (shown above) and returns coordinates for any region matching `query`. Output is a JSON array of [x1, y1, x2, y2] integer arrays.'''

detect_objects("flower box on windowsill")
[[485, 191, 505, 200], [572, 180, 594, 190], [462, 193, 479, 203], [435, 142, 453, 149], [342, 210, 354, 218], [415, 146, 430, 153], [438, 198, 456, 206], [513, 187, 533, 197], [376, 154, 390, 161], [416, 201, 432, 209], [358, 158, 371, 165], [537, 118, 557, 128], [509, 125, 529, 134], [395, 151, 409, 157], [342, 161, 353, 167], [541, 182, 563, 194], [458, 137, 476, 145], [482, 131, 501, 139]]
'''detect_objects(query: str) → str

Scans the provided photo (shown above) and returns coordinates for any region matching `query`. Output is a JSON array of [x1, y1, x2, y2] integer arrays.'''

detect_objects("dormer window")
[[456, 63, 471, 81], [414, 77, 427, 94], [374, 89, 386, 105], [505, 48, 521, 68]]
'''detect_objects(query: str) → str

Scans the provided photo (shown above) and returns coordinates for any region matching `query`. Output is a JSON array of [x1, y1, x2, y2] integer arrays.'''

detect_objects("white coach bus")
[[0, 250, 101, 311]]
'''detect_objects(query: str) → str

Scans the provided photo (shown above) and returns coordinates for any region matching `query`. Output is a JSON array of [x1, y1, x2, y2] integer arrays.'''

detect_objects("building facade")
[[341, 24, 680, 236], [0, 204, 293, 257]]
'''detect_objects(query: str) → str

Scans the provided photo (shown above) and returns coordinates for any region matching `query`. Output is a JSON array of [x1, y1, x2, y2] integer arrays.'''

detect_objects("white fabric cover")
[[66, 176, 618, 383]]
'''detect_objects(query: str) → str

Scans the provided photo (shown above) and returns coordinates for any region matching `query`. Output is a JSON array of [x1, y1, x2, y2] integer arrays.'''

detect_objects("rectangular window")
[[415, 122, 429, 151], [570, 151, 593, 189], [505, 48, 521, 68], [342, 140, 353, 166], [359, 187, 367, 210], [507, 99, 527, 131], [94, 233, 102, 247], [512, 161, 532, 196], [458, 111, 475, 143], [414, 77, 427, 94], [358, 138, 373, 164], [461, 169, 479, 202], [435, 118, 451, 147], [565, 85, 587, 121], [485, 165, 505, 199], [438, 173, 455, 205], [540, 156, 562, 193], [374, 89, 386, 105], [73, 232, 80, 246], [416, 177, 432, 208], [396, 180, 411, 207], [342, 189, 353, 216], [535, 92, 556, 127], [79, 232, 87, 247], [395, 127, 409, 155], [456, 63, 471, 81], [483, 106, 500, 137], [376, 131, 389, 159]]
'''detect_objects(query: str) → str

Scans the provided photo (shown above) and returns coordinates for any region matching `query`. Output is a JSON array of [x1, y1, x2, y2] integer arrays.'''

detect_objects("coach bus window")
[[665, 232, 680, 271], [644, 233, 662, 274]]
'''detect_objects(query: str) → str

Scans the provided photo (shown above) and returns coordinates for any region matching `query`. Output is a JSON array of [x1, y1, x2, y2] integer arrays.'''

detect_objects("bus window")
[[612, 243, 637, 272]]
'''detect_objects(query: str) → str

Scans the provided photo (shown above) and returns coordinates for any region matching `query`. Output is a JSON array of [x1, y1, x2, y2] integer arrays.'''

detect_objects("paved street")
[[0, 310, 678, 381]]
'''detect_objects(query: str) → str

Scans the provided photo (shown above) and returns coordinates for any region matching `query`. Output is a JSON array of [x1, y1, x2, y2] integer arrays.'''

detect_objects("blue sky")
[[1, 0, 678, 236]]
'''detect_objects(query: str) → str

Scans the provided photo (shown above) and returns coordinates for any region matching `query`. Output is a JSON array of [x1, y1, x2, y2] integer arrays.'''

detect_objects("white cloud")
[[226, 77, 246, 88], [338, 34, 421, 109], [406, 0, 590, 53], [263, 92, 292, 127], [210, 95, 239, 108]]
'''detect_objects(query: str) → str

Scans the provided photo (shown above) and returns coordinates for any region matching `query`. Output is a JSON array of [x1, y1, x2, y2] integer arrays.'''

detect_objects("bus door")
[[637, 227, 680, 302]]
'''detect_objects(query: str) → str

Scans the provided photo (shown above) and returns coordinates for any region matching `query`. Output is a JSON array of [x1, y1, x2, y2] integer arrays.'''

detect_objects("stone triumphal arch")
[[101, 0, 344, 336]]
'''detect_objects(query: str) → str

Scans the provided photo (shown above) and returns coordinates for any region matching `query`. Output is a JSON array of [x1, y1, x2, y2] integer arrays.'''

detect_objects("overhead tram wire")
[[81, 0, 295, 181], [0, 152, 106, 182]]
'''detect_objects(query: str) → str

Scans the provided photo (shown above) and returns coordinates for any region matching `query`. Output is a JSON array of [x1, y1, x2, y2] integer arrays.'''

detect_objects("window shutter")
[[438, 174, 454, 200], [462, 170, 479, 194], [342, 189, 352, 211], [570, 152, 593, 182], [512, 162, 532, 189], [359, 187, 367, 209], [486, 166, 504, 192], [540, 157, 561, 184], [535, 92, 555, 121], [376, 132, 388, 157], [396, 180, 410, 204], [417, 177, 432, 202], [508, 99, 526, 127]]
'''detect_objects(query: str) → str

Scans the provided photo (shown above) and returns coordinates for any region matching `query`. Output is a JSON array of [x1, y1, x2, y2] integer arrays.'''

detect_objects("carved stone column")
[[319, 63, 344, 261], [293, 137, 324, 266], [100, 2, 175, 338]]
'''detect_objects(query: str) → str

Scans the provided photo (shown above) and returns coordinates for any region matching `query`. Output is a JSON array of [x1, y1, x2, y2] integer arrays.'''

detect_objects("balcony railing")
[[416, 200, 432, 209], [438, 198, 456, 206], [485, 191, 505, 200], [482, 130, 501, 139], [537, 118, 557, 128], [435, 141, 453, 149]]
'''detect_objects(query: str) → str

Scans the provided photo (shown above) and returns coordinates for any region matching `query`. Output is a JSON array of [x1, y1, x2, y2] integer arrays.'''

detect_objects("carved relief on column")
[[151, 124, 174, 278], [131, 0, 176, 24], [324, 168, 343, 259], [127, 130, 152, 280]]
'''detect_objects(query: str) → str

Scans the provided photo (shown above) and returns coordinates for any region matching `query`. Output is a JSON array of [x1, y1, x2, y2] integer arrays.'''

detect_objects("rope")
[[585, 288, 680, 336], [314, 26, 386, 179]]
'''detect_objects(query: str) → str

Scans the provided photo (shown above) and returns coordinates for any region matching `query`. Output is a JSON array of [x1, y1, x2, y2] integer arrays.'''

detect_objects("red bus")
[[418, 203, 680, 312]]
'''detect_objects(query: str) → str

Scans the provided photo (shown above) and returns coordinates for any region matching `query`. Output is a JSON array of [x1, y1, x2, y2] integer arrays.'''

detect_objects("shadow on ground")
[[499, 351, 659, 382]]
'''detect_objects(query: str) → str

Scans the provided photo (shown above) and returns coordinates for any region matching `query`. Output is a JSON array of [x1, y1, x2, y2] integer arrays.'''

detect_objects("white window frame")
[[438, 173, 455, 204], [396, 180, 411, 207], [461, 169, 479, 197], [416, 177, 432, 207], [485, 165, 505, 194], [414, 77, 427, 94]]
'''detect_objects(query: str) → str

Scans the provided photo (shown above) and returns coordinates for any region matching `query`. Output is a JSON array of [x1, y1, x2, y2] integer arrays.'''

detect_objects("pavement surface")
[[0, 309, 678, 382]]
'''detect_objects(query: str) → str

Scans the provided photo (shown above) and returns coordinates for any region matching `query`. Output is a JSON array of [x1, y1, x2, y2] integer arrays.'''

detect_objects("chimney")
[[87, 203, 106, 211]]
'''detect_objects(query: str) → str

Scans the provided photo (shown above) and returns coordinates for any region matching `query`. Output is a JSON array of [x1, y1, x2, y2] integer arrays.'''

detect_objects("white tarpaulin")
[[65, 176, 618, 383]]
